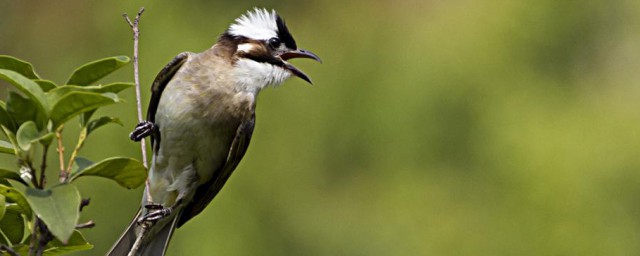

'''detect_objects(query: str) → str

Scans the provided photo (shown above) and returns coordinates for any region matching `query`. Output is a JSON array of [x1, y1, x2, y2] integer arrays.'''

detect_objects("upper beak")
[[279, 49, 321, 84]]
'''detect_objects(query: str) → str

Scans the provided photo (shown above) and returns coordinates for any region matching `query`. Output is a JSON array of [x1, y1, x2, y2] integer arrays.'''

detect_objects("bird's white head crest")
[[228, 8, 279, 40], [225, 8, 321, 91]]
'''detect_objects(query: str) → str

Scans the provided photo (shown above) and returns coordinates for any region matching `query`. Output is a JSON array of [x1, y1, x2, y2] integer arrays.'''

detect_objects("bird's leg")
[[137, 203, 173, 223], [129, 121, 158, 141], [137, 197, 188, 223], [137, 165, 198, 223]]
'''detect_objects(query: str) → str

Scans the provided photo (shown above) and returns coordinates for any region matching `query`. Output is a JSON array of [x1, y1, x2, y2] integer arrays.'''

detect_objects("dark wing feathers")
[[177, 114, 256, 227], [148, 52, 190, 150]]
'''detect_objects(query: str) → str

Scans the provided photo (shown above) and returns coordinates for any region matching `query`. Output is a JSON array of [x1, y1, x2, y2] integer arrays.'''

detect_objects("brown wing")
[[177, 113, 256, 227], [147, 52, 190, 150]]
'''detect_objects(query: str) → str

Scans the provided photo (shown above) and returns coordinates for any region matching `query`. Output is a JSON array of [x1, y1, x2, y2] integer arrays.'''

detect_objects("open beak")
[[279, 49, 321, 84]]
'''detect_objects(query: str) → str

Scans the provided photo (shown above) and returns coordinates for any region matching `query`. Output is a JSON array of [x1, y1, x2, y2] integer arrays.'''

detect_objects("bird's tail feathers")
[[107, 209, 140, 256], [139, 214, 179, 256]]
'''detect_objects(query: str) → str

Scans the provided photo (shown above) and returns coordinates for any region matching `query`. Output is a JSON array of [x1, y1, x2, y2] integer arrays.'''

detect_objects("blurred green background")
[[2, 0, 640, 255]]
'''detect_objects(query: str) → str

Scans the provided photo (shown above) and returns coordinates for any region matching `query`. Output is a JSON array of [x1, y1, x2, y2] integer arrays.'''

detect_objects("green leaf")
[[6, 92, 46, 131], [6, 92, 34, 125], [15, 122, 52, 150], [0, 169, 28, 186], [38, 133, 55, 147], [0, 127, 18, 157], [86, 116, 122, 135], [0, 69, 49, 121], [45, 82, 132, 127], [0, 185, 32, 220], [0, 140, 15, 155], [73, 157, 93, 173], [25, 184, 80, 243], [0, 55, 39, 79], [0, 206, 25, 245], [16, 121, 39, 151], [0, 102, 16, 132], [66, 56, 130, 86], [70, 157, 147, 189], [44, 230, 93, 255], [34, 79, 57, 92], [100, 82, 134, 92], [79, 109, 96, 127], [50, 92, 119, 129], [46, 83, 133, 104], [0, 195, 6, 221]]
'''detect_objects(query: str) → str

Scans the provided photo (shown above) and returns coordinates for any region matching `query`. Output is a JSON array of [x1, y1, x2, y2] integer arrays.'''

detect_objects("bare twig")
[[124, 6, 153, 204], [75, 220, 96, 229], [123, 7, 149, 170], [127, 222, 150, 256], [124, 7, 155, 256]]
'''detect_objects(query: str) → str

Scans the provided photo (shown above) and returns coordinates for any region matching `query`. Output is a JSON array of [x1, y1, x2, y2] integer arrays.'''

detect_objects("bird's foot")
[[129, 121, 157, 142], [137, 204, 172, 224]]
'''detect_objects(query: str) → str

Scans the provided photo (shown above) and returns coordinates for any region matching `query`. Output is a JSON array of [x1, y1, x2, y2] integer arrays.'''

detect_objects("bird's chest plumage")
[[149, 61, 256, 205]]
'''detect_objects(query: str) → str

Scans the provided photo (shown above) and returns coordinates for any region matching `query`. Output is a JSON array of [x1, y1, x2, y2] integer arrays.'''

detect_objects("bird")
[[108, 8, 320, 256]]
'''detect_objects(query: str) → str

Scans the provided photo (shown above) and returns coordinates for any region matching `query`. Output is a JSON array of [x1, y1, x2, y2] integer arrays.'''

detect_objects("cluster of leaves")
[[0, 55, 147, 255]]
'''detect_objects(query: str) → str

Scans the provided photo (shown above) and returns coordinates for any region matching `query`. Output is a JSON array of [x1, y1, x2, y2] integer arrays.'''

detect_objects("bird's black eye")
[[268, 37, 281, 49]]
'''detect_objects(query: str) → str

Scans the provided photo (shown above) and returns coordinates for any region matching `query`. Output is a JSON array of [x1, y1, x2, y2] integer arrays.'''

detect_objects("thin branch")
[[124, 8, 156, 256], [127, 222, 150, 256], [0, 245, 18, 256], [123, 7, 149, 170], [55, 127, 66, 183], [35, 221, 53, 256], [124, 7, 153, 203], [75, 220, 95, 229], [64, 129, 87, 177], [39, 144, 49, 188], [28, 218, 39, 256]]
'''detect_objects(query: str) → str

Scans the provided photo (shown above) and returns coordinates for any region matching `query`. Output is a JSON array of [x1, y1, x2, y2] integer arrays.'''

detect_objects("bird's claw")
[[130, 121, 157, 141], [137, 204, 172, 224]]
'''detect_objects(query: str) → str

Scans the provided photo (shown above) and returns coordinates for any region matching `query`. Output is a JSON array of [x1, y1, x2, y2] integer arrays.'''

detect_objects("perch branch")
[[123, 7, 149, 171], [124, 7, 156, 256], [124, 6, 153, 203]]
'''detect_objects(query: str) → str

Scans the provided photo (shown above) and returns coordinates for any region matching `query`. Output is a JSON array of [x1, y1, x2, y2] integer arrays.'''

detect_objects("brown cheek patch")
[[235, 41, 283, 67]]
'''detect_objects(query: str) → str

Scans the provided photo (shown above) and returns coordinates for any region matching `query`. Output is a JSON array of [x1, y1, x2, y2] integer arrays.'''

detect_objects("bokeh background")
[[2, 0, 640, 255]]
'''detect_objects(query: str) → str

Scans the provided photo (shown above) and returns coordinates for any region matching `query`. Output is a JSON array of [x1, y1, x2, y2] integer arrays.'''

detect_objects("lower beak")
[[279, 49, 321, 85]]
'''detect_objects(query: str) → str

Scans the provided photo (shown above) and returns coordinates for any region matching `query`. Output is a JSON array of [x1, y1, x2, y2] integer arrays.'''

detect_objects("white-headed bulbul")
[[108, 8, 320, 256]]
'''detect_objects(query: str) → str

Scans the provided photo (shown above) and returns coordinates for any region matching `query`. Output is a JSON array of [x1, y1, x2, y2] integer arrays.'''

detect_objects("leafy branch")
[[0, 55, 147, 255]]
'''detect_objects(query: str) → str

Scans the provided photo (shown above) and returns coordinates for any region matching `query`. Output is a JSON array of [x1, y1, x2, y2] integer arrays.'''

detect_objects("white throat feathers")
[[233, 58, 291, 93]]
